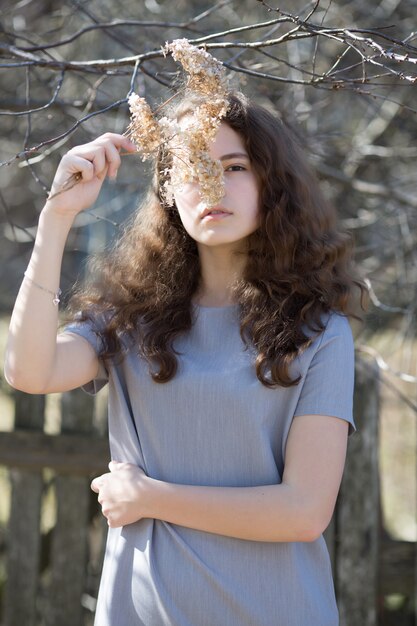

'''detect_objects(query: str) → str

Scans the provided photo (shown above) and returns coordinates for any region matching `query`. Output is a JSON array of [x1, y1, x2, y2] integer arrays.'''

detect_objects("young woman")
[[5, 92, 362, 625]]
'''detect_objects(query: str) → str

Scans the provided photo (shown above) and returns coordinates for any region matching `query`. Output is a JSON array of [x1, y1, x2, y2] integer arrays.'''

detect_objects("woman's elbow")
[[4, 360, 47, 395], [297, 524, 324, 543], [297, 508, 334, 543]]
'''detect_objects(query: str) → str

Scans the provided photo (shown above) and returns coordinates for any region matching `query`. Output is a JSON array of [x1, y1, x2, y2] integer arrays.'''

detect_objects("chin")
[[196, 236, 248, 250]]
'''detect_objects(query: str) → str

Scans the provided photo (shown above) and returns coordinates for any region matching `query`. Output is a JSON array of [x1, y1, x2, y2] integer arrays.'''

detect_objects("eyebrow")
[[219, 152, 249, 161]]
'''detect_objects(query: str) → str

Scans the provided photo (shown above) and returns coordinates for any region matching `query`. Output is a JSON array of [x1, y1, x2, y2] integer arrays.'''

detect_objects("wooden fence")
[[0, 360, 415, 626]]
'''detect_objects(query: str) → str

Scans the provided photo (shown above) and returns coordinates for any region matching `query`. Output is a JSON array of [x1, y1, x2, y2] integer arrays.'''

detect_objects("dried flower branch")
[[166, 38, 229, 97], [126, 38, 229, 207], [126, 94, 162, 159]]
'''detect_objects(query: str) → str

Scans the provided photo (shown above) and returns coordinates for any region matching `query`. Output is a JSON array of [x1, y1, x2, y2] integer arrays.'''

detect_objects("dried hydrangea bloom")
[[161, 122, 227, 208], [164, 40, 229, 205], [193, 151, 225, 206], [165, 38, 228, 98], [126, 39, 230, 207], [166, 101, 228, 207], [127, 93, 162, 159], [158, 116, 181, 138]]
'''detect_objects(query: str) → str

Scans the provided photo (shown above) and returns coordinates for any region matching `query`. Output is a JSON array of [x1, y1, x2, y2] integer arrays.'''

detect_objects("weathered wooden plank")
[[3, 392, 45, 626], [44, 473, 91, 626], [336, 358, 381, 626], [0, 430, 110, 474], [44, 389, 96, 626], [379, 537, 415, 596]]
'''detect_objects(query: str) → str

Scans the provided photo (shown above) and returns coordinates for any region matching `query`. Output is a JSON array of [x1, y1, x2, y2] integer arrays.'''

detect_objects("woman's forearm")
[[146, 477, 322, 543], [139, 418, 348, 543], [94, 463, 319, 542], [96, 418, 348, 540], [5, 207, 73, 392]]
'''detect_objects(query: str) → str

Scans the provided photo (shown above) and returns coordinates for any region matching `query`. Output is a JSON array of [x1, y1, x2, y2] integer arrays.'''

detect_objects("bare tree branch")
[[0, 97, 128, 167], [9, 0, 234, 53], [0, 71, 65, 116]]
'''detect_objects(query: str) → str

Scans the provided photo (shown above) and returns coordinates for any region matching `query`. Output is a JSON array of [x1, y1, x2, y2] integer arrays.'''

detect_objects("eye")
[[225, 164, 246, 172]]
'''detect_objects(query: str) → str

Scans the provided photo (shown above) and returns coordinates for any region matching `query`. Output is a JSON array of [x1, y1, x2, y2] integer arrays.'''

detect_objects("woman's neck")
[[194, 245, 245, 307]]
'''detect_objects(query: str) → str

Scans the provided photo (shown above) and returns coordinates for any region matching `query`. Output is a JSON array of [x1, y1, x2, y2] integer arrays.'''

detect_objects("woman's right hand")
[[43, 132, 137, 219]]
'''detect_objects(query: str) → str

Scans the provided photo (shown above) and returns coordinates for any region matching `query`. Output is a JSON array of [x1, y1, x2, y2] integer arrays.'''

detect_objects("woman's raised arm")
[[4, 133, 136, 394]]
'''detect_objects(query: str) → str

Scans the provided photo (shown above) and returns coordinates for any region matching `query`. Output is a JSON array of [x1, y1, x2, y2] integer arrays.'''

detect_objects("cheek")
[[174, 184, 199, 214], [239, 179, 260, 219], [174, 199, 198, 238], [175, 198, 191, 224]]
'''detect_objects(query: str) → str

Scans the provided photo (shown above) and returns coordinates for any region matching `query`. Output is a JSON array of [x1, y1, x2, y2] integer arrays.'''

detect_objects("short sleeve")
[[63, 315, 109, 395], [294, 313, 356, 434]]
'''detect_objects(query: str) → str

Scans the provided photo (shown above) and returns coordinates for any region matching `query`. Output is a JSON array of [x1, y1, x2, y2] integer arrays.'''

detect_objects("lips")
[[200, 207, 232, 219]]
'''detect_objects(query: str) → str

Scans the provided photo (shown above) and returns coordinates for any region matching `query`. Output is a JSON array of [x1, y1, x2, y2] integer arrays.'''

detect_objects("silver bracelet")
[[24, 272, 62, 306]]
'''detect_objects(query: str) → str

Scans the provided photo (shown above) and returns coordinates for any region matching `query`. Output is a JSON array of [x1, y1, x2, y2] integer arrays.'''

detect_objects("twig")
[[0, 70, 65, 116], [14, 0, 232, 53], [47, 172, 82, 200]]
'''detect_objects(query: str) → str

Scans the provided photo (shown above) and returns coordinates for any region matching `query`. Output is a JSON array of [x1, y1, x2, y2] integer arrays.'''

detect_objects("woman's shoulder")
[[309, 311, 354, 364], [301, 310, 353, 361], [322, 310, 353, 337]]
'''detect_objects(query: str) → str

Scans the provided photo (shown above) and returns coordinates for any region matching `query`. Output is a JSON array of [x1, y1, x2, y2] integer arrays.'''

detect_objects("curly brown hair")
[[68, 92, 364, 387]]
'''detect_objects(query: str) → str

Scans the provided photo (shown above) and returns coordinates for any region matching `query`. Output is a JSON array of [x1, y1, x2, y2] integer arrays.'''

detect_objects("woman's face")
[[173, 123, 259, 252]]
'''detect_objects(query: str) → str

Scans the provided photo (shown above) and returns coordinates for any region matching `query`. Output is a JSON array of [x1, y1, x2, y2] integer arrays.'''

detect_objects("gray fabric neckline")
[[193, 303, 239, 312]]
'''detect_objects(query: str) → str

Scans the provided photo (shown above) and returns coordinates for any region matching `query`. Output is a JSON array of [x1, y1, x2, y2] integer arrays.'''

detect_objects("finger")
[[109, 460, 124, 472], [98, 132, 137, 153], [100, 142, 122, 180], [91, 147, 107, 179], [91, 476, 103, 493], [69, 134, 135, 162], [60, 155, 95, 184], [65, 135, 135, 182], [68, 145, 107, 179]]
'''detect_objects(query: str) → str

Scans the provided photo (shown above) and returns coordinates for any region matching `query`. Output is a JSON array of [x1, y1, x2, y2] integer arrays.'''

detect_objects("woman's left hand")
[[91, 461, 150, 528]]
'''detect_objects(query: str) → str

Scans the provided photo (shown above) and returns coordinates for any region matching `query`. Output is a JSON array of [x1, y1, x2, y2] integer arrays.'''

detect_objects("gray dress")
[[66, 305, 355, 626]]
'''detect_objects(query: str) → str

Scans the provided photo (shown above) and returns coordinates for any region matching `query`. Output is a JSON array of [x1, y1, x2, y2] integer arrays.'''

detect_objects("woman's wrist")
[[34, 205, 75, 256], [40, 202, 75, 231], [143, 475, 167, 521], [22, 205, 74, 287]]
